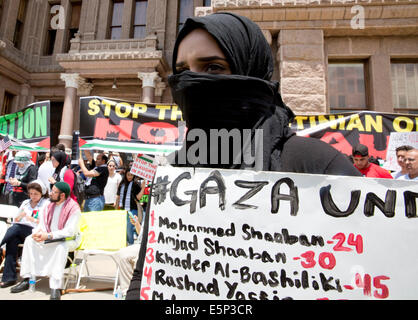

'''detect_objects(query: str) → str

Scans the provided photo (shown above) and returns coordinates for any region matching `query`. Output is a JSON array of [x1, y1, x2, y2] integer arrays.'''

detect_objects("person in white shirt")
[[391, 145, 414, 179], [10, 181, 81, 300], [37, 151, 56, 194], [113, 211, 143, 297], [104, 159, 122, 210], [0, 180, 49, 288], [398, 149, 418, 181]]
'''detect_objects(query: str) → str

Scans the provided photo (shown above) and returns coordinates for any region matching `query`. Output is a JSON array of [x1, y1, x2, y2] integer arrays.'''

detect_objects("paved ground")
[[0, 252, 119, 300]]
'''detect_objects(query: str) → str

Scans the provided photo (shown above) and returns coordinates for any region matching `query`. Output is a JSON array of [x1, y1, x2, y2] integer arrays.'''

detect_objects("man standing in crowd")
[[398, 148, 418, 181], [352, 144, 393, 178], [10, 182, 81, 300], [78, 151, 109, 212], [391, 145, 414, 179]]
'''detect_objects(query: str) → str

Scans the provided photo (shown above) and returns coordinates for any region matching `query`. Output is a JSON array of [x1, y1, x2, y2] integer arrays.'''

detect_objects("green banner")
[[0, 101, 50, 151]]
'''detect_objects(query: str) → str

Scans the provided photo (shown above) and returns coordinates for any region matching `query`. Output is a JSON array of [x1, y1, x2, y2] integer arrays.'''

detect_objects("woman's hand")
[[15, 211, 26, 222], [9, 178, 20, 187], [48, 177, 56, 184], [129, 214, 141, 235]]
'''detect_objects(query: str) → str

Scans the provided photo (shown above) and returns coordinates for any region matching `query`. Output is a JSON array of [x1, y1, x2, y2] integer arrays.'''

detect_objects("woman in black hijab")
[[48, 151, 68, 188], [168, 12, 360, 176], [126, 12, 360, 301]]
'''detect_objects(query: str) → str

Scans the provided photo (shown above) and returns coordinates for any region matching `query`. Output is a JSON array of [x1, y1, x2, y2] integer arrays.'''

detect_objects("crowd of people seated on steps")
[[0, 144, 150, 299]]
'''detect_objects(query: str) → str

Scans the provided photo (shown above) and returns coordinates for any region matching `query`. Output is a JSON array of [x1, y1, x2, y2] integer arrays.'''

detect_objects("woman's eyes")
[[205, 63, 227, 74], [175, 62, 228, 74]]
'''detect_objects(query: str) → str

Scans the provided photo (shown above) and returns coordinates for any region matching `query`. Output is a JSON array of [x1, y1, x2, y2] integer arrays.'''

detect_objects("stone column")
[[0, 0, 19, 42], [59, 73, 83, 149], [154, 81, 167, 103], [18, 84, 31, 110], [80, 0, 100, 41], [278, 30, 327, 114], [368, 54, 393, 113], [121, 0, 135, 39], [74, 81, 94, 131], [138, 72, 161, 103]]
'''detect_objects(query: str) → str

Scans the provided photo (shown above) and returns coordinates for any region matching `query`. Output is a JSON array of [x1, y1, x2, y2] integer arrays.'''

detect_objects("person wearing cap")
[[11, 181, 81, 300], [8, 151, 38, 207], [352, 144, 393, 179], [0, 180, 49, 288], [398, 148, 418, 181]]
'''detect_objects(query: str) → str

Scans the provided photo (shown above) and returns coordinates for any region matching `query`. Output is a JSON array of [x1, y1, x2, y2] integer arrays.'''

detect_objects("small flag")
[[0, 136, 12, 152]]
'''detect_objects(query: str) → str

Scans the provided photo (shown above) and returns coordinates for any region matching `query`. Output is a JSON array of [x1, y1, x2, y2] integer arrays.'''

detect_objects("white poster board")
[[130, 154, 158, 181], [139, 167, 418, 300], [383, 132, 418, 171]]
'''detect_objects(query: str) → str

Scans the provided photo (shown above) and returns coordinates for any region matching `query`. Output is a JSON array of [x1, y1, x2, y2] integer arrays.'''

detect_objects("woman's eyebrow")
[[196, 56, 228, 62], [176, 56, 228, 68]]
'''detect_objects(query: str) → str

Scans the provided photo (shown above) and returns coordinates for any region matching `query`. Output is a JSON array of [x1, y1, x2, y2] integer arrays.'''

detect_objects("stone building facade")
[[0, 0, 417, 149]]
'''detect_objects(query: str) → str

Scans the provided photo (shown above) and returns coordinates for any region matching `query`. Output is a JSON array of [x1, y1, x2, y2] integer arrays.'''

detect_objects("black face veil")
[[168, 12, 295, 171]]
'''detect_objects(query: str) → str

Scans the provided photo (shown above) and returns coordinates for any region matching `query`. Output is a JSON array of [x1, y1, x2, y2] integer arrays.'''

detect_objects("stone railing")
[[55, 33, 163, 62], [68, 32, 158, 53], [212, 0, 417, 6], [0, 39, 28, 69]]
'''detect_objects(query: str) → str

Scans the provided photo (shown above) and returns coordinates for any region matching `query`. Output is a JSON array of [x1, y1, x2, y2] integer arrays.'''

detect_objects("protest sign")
[[383, 132, 418, 171], [79, 96, 185, 155], [131, 154, 158, 181], [0, 101, 50, 152], [78, 210, 127, 250], [291, 111, 418, 161], [138, 167, 418, 300]]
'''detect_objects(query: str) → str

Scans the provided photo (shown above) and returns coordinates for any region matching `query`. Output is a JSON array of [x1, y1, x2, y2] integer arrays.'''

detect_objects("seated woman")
[[8, 151, 38, 207], [0, 180, 49, 288]]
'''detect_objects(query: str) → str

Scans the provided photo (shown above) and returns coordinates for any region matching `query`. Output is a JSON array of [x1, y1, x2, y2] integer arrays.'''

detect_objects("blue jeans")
[[127, 209, 138, 245], [84, 195, 105, 212]]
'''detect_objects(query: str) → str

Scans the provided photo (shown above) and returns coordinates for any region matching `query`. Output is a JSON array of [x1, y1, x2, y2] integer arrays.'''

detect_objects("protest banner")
[[137, 167, 418, 300], [0, 101, 50, 152], [78, 210, 127, 250], [131, 154, 158, 181], [291, 111, 418, 161], [79, 96, 185, 155], [383, 132, 418, 171]]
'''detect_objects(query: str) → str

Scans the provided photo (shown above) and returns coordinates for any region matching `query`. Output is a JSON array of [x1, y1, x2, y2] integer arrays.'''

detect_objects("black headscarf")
[[168, 12, 295, 171], [52, 151, 68, 182]]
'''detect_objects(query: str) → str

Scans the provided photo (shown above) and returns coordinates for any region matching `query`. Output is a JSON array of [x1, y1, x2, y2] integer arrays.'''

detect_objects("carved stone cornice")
[[155, 81, 167, 97], [210, 0, 418, 36], [60, 73, 87, 89], [138, 72, 161, 88], [78, 81, 94, 96]]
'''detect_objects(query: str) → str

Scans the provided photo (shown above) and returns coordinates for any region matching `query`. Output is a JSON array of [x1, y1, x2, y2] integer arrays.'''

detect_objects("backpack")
[[71, 169, 86, 206]]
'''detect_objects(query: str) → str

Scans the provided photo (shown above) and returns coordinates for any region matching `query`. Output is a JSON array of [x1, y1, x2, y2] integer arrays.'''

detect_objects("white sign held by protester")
[[130, 154, 158, 181], [383, 132, 418, 171], [138, 167, 418, 300]]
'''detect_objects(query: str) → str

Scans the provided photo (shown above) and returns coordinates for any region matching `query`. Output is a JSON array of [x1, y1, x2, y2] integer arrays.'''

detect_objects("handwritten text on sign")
[[130, 154, 158, 181], [139, 167, 418, 300]]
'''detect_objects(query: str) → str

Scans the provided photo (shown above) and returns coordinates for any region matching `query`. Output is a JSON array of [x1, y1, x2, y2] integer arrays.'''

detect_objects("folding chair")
[[74, 210, 127, 294]]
